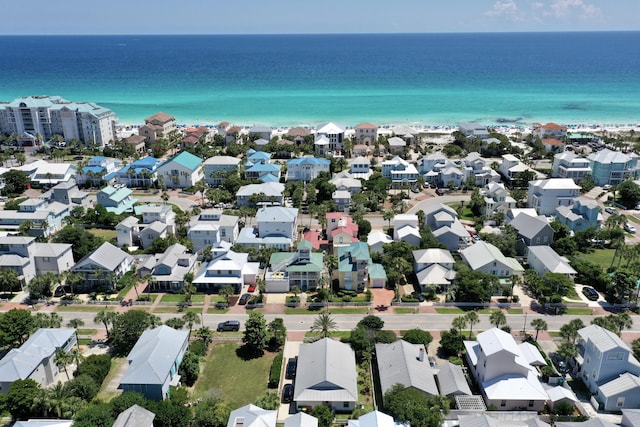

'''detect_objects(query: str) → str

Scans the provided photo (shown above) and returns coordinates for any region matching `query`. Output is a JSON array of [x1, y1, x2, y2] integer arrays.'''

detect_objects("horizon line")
[[1, 29, 639, 37]]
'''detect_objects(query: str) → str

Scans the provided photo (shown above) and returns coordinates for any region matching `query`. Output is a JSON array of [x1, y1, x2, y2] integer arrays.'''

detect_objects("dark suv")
[[285, 357, 297, 379], [217, 320, 240, 332], [582, 287, 599, 301]]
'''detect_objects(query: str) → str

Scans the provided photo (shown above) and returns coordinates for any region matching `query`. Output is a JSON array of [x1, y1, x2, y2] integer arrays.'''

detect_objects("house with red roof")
[[182, 126, 210, 148], [326, 213, 359, 254], [532, 122, 568, 139], [542, 138, 566, 152]]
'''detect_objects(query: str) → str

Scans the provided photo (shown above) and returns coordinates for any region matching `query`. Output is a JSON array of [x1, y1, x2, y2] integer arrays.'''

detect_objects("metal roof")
[[436, 361, 472, 396], [375, 340, 439, 397]]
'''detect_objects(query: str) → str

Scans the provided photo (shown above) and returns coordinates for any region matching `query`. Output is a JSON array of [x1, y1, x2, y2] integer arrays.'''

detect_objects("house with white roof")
[[459, 123, 489, 139], [587, 148, 639, 186], [527, 178, 580, 216], [422, 203, 471, 252], [30, 162, 77, 187], [622, 409, 640, 427], [459, 413, 549, 427], [462, 152, 500, 186], [483, 182, 516, 219], [71, 242, 135, 291], [527, 246, 577, 279], [460, 241, 524, 279], [412, 248, 456, 293], [0, 198, 69, 237], [227, 405, 276, 427], [140, 204, 176, 234], [499, 154, 529, 182], [116, 216, 140, 248], [375, 340, 439, 402], [139, 221, 168, 249], [575, 324, 640, 410], [192, 242, 259, 293], [294, 338, 358, 411], [381, 156, 418, 187], [287, 157, 331, 181], [236, 182, 285, 207], [367, 230, 393, 254], [330, 171, 362, 194], [348, 411, 405, 427], [146, 243, 197, 292], [0, 236, 74, 286], [393, 214, 421, 247], [464, 328, 548, 411], [97, 186, 138, 215], [315, 122, 345, 152], [249, 125, 272, 141], [555, 197, 602, 231], [50, 179, 90, 207], [332, 189, 351, 212], [119, 325, 188, 401], [440, 164, 465, 188], [113, 404, 156, 427], [552, 151, 592, 182], [0, 328, 76, 393], [188, 209, 239, 252], [387, 136, 406, 154], [349, 157, 372, 179], [203, 156, 241, 186], [156, 151, 204, 188], [285, 412, 318, 427], [436, 361, 472, 397]]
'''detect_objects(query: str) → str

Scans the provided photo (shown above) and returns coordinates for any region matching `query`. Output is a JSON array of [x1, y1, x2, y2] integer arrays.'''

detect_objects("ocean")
[[1, 32, 639, 127]]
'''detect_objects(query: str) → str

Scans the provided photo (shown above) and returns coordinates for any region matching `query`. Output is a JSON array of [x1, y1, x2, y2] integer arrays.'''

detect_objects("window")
[[617, 397, 625, 407], [500, 400, 506, 407], [528, 400, 534, 407], [607, 352, 623, 360], [343, 402, 349, 408]]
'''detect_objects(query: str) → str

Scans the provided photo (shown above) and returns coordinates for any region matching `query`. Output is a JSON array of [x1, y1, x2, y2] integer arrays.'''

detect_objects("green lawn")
[[575, 249, 615, 270], [507, 308, 524, 314], [153, 306, 202, 314], [77, 328, 97, 335], [394, 308, 417, 314], [434, 307, 465, 314], [97, 357, 127, 401], [304, 331, 351, 340], [193, 342, 276, 408], [117, 282, 135, 299], [56, 305, 114, 313], [445, 202, 475, 221], [86, 228, 117, 241], [159, 294, 206, 303], [564, 308, 594, 315]]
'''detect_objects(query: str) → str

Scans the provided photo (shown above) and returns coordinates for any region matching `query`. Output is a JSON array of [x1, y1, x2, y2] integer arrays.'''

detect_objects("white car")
[[624, 223, 636, 234]]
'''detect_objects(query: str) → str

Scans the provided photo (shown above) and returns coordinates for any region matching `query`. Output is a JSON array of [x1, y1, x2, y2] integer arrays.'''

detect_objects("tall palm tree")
[[183, 311, 201, 339], [530, 318, 548, 341], [48, 313, 63, 328], [311, 311, 337, 338], [55, 349, 73, 380], [489, 311, 507, 329], [67, 318, 85, 353], [465, 311, 479, 339], [94, 308, 116, 337], [451, 316, 467, 333], [509, 275, 521, 302], [48, 382, 69, 418], [325, 255, 338, 287]]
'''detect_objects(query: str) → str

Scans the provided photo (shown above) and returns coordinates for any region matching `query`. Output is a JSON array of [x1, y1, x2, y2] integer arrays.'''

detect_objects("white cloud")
[[550, 0, 602, 20], [484, 0, 523, 20]]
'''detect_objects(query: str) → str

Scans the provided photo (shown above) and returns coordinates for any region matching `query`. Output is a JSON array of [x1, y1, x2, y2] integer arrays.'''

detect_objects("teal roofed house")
[[157, 151, 204, 188], [368, 263, 387, 288], [97, 185, 138, 214], [337, 242, 372, 292], [266, 240, 323, 292], [116, 156, 160, 188], [244, 162, 281, 181]]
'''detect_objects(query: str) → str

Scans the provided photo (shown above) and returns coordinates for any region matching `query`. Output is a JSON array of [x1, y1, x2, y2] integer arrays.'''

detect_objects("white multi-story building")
[[315, 122, 345, 152], [552, 151, 591, 182], [527, 178, 581, 216], [0, 95, 117, 146]]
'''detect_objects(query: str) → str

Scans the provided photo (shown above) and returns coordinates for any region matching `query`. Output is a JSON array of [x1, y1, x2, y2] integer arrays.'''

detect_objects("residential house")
[[244, 162, 281, 182], [116, 156, 161, 188], [422, 203, 471, 252], [249, 125, 272, 141], [440, 164, 465, 188], [116, 216, 140, 248], [285, 412, 318, 427], [138, 112, 176, 144], [246, 150, 272, 165], [0, 328, 76, 393], [464, 328, 548, 411], [227, 405, 276, 427], [412, 248, 456, 293], [392, 125, 418, 147], [483, 182, 516, 219], [527, 178, 581, 216], [348, 157, 372, 179], [203, 156, 241, 186], [120, 325, 188, 401], [509, 214, 554, 255], [182, 126, 210, 148], [236, 182, 285, 207], [459, 414, 549, 427], [381, 156, 419, 187], [156, 151, 204, 189], [527, 246, 577, 279], [139, 221, 168, 249], [146, 244, 198, 293], [97, 185, 138, 215], [78, 156, 120, 186], [587, 148, 639, 186], [336, 242, 384, 291], [275, 138, 295, 158], [32, 242, 75, 277], [31, 162, 77, 187], [499, 154, 529, 182], [555, 197, 602, 231], [192, 242, 259, 293], [459, 123, 489, 139], [436, 362, 472, 397], [462, 152, 500, 186], [387, 136, 406, 154], [0, 236, 74, 286], [287, 127, 311, 144], [71, 242, 135, 291], [314, 134, 330, 157], [506, 208, 539, 223], [552, 151, 591, 183], [0, 198, 69, 237], [188, 209, 239, 251], [326, 213, 359, 254], [355, 123, 378, 145], [50, 180, 89, 207], [418, 153, 448, 185], [575, 324, 640, 411], [366, 230, 393, 254], [622, 409, 640, 427], [140, 204, 176, 235], [542, 138, 566, 152], [460, 241, 524, 279], [332, 190, 351, 212], [125, 134, 147, 153], [315, 122, 345, 152], [294, 338, 358, 412], [265, 241, 323, 292], [375, 340, 439, 402], [393, 214, 421, 247], [113, 404, 156, 427], [533, 122, 568, 139], [329, 171, 362, 194], [348, 411, 403, 427], [257, 206, 298, 247], [287, 157, 331, 181]]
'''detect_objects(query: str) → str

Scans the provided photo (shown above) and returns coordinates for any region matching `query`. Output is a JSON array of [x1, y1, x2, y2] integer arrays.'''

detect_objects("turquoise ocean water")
[[1, 32, 639, 127]]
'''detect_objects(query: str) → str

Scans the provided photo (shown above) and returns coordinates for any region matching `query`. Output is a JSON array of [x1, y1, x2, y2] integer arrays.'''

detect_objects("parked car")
[[238, 294, 250, 305], [285, 357, 297, 379], [603, 184, 612, 191], [248, 285, 256, 293], [624, 223, 637, 233], [217, 320, 240, 332], [582, 286, 599, 301], [605, 207, 618, 215], [551, 353, 568, 374], [436, 188, 446, 196], [282, 383, 294, 403]]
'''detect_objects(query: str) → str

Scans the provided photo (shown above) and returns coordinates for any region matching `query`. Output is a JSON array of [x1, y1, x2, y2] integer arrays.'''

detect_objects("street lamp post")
[[522, 312, 528, 338]]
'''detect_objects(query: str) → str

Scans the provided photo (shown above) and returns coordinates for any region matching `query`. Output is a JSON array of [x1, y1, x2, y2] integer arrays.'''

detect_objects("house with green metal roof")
[[337, 242, 373, 292], [156, 151, 204, 188], [266, 240, 323, 292], [97, 185, 138, 214]]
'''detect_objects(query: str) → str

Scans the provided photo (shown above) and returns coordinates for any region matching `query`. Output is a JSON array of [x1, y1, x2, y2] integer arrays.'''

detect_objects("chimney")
[[418, 347, 425, 362]]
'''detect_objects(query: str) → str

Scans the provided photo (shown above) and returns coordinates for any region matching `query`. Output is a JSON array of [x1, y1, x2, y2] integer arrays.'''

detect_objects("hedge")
[[268, 352, 283, 388], [74, 354, 112, 386]]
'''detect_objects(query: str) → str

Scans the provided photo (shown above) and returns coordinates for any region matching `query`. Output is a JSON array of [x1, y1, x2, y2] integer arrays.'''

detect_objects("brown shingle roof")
[[144, 112, 175, 125], [356, 123, 378, 129]]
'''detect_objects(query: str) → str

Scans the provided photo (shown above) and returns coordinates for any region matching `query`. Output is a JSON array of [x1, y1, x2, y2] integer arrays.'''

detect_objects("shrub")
[[75, 354, 112, 386], [375, 330, 398, 343], [512, 294, 519, 303], [190, 340, 208, 357], [65, 374, 99, 401], [178, 352, 200, 386], [553, 402, 574, 416], [268, 352, 283, 388]]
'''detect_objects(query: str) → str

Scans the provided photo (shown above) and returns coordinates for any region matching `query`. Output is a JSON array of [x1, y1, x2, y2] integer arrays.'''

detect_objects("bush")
[[65, 374, 99, 401], [178, 352, 200, 387], [553, 402, 574, 416], [75, 354, 112, 386], [190, 340, 208, 357], [268, 352, 283, 388], [375, 330, 398, 343], [512, 294, 519, 303]]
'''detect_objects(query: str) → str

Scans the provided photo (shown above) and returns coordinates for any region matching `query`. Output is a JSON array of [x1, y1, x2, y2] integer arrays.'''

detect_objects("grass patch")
[[434, 307, 465, 314], [160, 293, 206, 303], [153, 306, 202, 314], [564, 308, 594, 315], [96, 357, 127, 401], [548, 331, 563, 337], [78, 338, 93, 346], [575, 249, 615, 271], [394, 308, 417, 314], [284, 307, 322, 315], [209, 295, 228, 304], [207, 308, 229, 314], [507, 308, 524, 314], [56, 305, 114, 313], [77, 328, 97, 335], [86, 228, 117, 241], [305, 331, 351, 340], [193, 342, 276, 408], [445, 202, 475, 221]]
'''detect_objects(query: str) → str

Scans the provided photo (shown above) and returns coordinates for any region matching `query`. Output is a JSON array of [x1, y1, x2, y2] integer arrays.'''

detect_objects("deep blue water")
[[1, 32, 639, 126]]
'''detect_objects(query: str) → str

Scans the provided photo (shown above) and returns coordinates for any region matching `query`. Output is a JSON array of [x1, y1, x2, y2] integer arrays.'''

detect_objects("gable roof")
[[227, 404, 276, 427], [73, 242, 134, 272], [436, 362, 472, 396], [256, 206, 298, 223], [294, 338, 358, 402], [285, 412, 318, 427], [509, 214, 551, 239], [375, 340, 439, 396], [413, 248, 454, 265], [461, 241, 523, 273], [121, 326, 188, 386], [204, 156, 241, 166], [528, 246, 577, 275], [113, 404, 156, 427], [163, 151, 203, 171], [476, 328, 521, 357], [578, 324, 632, 352]]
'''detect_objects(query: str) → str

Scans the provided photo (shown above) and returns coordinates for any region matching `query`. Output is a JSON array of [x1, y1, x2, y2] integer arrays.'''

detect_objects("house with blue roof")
[[77, 156, 120, 186], [244, 162, 281, 181], [119, 325, 189, 401], [116, 156, 161, 188], [156, 151, 204, 188], [97, 186, 138, 214], [287, 157, 331, 181], [247, 151, 271, 165]]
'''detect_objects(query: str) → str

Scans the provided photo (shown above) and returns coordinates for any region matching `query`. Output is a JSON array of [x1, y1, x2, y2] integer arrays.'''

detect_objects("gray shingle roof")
[[436, 362, 472, 396], [113, 404, 156, 427], [73, 242, 134, 272], [375, 340, 439, 397], [509, 214, 550, 240]]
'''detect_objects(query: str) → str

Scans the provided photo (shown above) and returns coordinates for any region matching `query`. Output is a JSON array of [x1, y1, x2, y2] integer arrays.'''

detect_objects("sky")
[[4, 0, 639, 35]]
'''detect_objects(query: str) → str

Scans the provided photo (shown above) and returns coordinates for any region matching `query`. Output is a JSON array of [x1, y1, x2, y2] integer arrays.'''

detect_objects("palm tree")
[[325, 255, 338, 287], [530, 318, 548, 341], [94, 308, 117, 337], [183, 311, 201, 338], [489, 310, 507, 329], [0, 269, 21, 296], [48, 313, 63, 328], [48, 382, 69, 418], [465, 311, 479, 339], [55, 349, 73, 380], [383, 209, 395, 230], [149, 315, 163, 329], [452, 316, 467, 333], [67, 318, 85, 353], [311, 311, 337, 338], [509, 275, 521, 302]]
